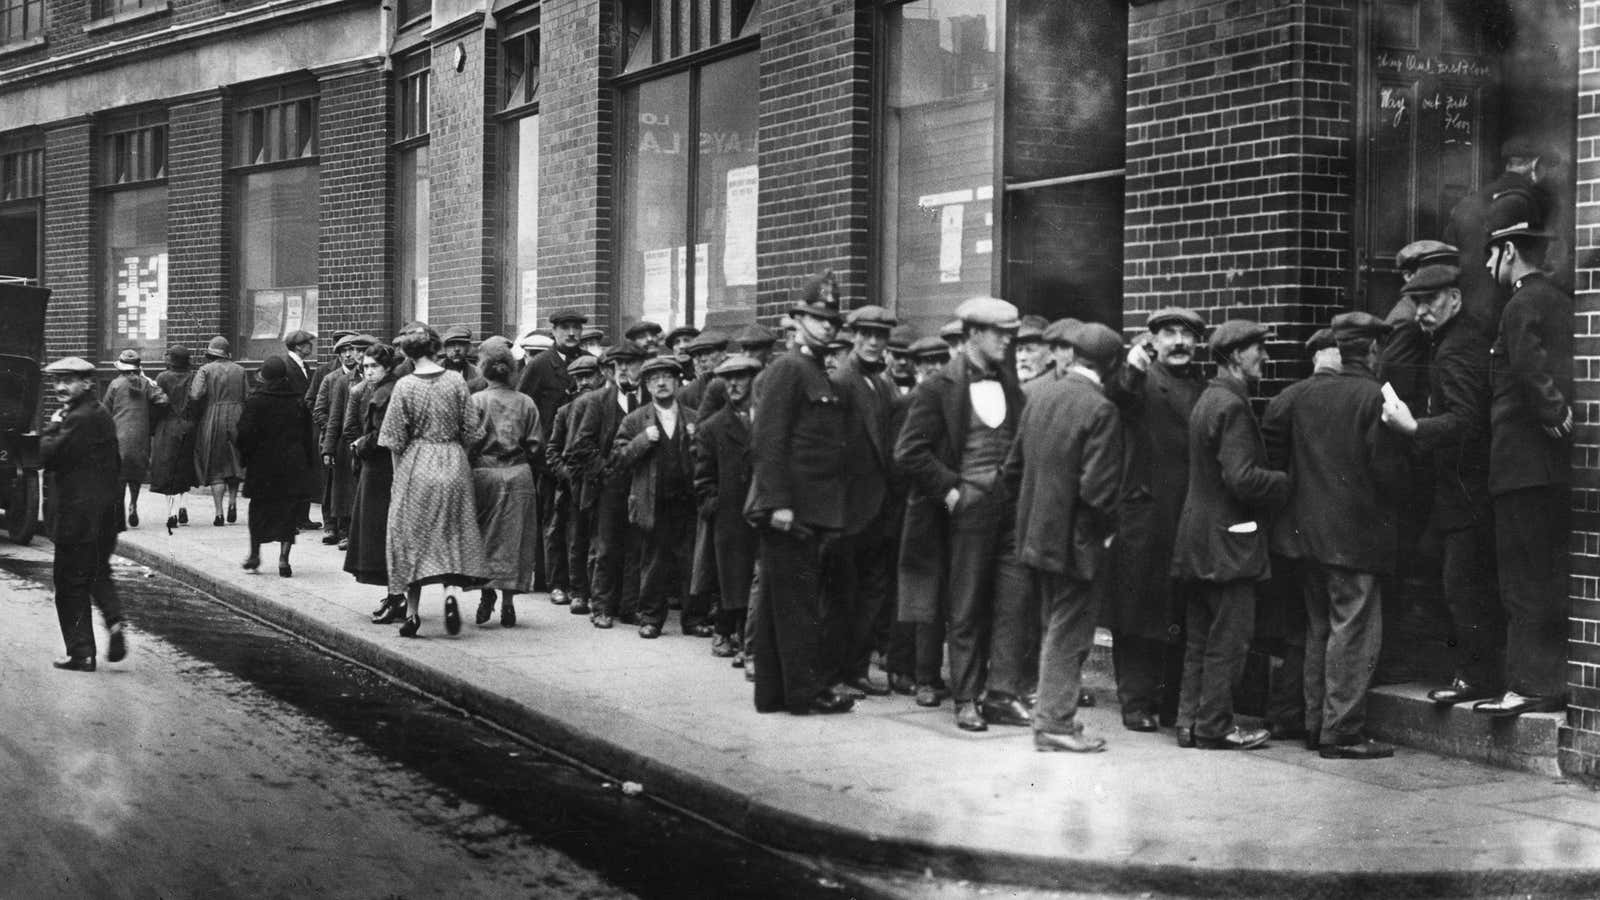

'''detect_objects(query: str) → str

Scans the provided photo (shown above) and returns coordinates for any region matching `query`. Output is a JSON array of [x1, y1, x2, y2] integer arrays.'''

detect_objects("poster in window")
[[643, 247, 674, 324], [693, 243, 709, 328], [284, 292, 305, 335], [252, 290, 285, 339], [939, 204, 965, 284], [111, 250, 168, 344], [520, 269, 538, 334], [413, 277, 429, 325], [723, 165, 758, 287], [147, 252, 167, 340]]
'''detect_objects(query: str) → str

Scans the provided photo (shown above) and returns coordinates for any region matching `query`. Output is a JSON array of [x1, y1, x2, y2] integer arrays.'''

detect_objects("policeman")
[[41, 356, 128, 671], [1445, 136, 1556, 336]]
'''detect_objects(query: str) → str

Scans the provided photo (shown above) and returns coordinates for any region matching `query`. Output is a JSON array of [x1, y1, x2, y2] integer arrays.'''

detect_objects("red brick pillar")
[[167, 92, 232, 354], [317, 60, 392, 348], [42, 121, 93, 363]]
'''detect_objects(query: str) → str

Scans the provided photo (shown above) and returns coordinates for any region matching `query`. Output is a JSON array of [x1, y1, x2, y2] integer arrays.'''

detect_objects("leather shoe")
[[500, 597, 516, 628], [1268, 721, 1308, 741], [1121, 712, 1158, 733], [1034, 729, 1106, 753], [638, 623, 661, 639], [1428, 678, 1497, 705], [685, 623, 715, 638], [1175, 726, 1196, 749], [476, 591, 496, 625], [241, 554, 260, 572], [792, 692, 854, 715], [177, 508, 188, 524], [1319, 738, 1395, 760], [549, 588, 570, 606], [914, 684, 942, 708], [981, 694, 1033, 727], [1473, 691, 1565, 717], [1195, 726, 1270, 750], [443, 595, 461, 635], [711, 635, 738, 658], [214, 515, 225, 527], [570, 598, 591, 615], [955, 702, 988, 732], [832, 680, 866, 700], [278, 563, 292, 578], [844, 674, 891, 697], [106, 623, 127, 663], [53, 656, 96, 672], [591, 613, 614, 629], [888, 673, 915, 695], [296, 519, 322, 531]]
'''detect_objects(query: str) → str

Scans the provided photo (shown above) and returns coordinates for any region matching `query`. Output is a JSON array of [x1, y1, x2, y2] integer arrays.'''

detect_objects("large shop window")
[[0, 141, 43, 283], [97, 114, 169, 361], [498, 15, 539, 339], [616, 50, 758, 330], [880, 0, 998, 337], [232, 85, 319, 362], [395, 56, 430, 326]]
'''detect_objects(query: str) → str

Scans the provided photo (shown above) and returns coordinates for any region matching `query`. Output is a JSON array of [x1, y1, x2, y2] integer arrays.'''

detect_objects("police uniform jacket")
[[1003, 370, 1122, 581], [1170, 375, 1289, 583], [694, 404, 757, 609], [1106, 359, 1203, 638], [1489, 272, 1573, 495], [894, 354, 1024, 622], [565, 382, 631, 511], [40, 393, 124, 545], [745, 346, 847, 531], [516, 345, 581, 443], [1412, 313, 1493, 529], [832, 352, 899, 537], [614, 401, 699, 532]]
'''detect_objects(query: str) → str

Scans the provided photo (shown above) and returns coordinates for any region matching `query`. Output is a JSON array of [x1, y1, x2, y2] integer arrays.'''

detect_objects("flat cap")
[[1400, 264, 1461, 296], [845, 305, 897, 331], [684, 330, 729, 354], [1395, 240, 1460, 273], [1331, 311, 1393, 345], [714, 354, 763, 377], [284, 329, 316, 348], [888, 324, 918, 351], [581, 326, 607, 343], [824, 338, 852, 353], [477, 335, 513, 356], [518, 330, 555, 351], [955, 296, 1020, 330], [735, 323, 779, 349], [1068, 322, 1125, 371], [333, 333, 377, 351], [331, 329, 358, 341], [441, 325, 473, 344], [602, 341, 650, 364], [166, 345, 192, 363], [566, 354, 599, 376], [1305, 328, 1337, 353], [909, 336, 951, 361], [115, 348, 141, 370], [665, 325, 701, 345], [938, 320, 964, 340], [625, 320, 664, 340], [1487, 185, 1553, 241], [44, 356, 96, 376], [641, 354, 684, 379], [1208, 319, 1272, 356], [1042, 317, 1083, 346], [1016, 315, 1048, 343], [1146, 306, 1207, 337], [790, 270, 844, 324], [549, 308, 589, 326]]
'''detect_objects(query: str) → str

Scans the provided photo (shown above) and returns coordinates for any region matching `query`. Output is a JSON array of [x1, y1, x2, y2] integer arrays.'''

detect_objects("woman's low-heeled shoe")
[[398, 615, 421, 638], [278, 563, 292, 578], [241, 555, 260, 571], [443, 595, 461, 635]]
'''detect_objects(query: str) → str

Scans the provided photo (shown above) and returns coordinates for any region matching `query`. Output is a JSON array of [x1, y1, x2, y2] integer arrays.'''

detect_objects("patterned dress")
[[379, 367, 488, 594], [469, 383, 542, 593], [190, 358, 248, 485]]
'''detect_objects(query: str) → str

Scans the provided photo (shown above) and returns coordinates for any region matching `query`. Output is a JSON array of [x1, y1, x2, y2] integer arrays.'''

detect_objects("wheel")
[[6, 468, 39, 545]]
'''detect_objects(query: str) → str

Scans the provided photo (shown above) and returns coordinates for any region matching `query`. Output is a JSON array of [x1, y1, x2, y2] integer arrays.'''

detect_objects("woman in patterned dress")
[[345, 343, 405, 623], [189, 336, 248, 526], [149, 344, 197, 531], [467, 339, 541, 628], [379, 326, 488, 637]]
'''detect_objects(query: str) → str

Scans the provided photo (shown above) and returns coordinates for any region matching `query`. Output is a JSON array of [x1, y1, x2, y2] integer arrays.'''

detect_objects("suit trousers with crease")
[[1494, 485, 1570, 698], [1302, 564, 1382, 745], [822, 533, 893, 685], [54, 534, 124, 659], [1177, 579, 1256, 740], [751, 528, 827, 711]]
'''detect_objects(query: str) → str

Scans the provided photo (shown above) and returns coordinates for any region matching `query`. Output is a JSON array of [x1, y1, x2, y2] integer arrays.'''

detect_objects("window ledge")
[[0, 35, 45, 58], [83, 2, 171, 33]]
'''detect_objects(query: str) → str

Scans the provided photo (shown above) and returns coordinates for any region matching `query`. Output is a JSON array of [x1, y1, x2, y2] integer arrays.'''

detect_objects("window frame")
[[494, 12, 541, 337], [393, 51, 431, 328], [231, 82, 321, 172], [94, 110, 171, 360], [0, 135, 44, 286], [0, 0, 45, 46]]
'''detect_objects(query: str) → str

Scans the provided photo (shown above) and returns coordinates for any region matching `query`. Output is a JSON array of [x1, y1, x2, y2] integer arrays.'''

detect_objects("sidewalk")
[[107, 491, 1600, 897]]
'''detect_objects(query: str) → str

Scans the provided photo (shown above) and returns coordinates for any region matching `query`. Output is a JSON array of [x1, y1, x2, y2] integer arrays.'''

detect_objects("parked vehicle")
[[0, 280, 49, 544]]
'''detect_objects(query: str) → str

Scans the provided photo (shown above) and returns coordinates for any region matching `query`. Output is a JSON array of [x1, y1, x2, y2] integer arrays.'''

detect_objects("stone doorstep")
[[1364, 684, 1563, 777]]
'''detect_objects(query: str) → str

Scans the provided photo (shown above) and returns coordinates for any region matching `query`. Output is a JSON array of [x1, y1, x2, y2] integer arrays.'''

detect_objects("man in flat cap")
[[314, 333, 374, 548], [885, 324, 919, 395], [907, 336, 950, 384], [567, 341, 650, 627], [1003, 321, 1125, 751], [275, 329, 322, 530], [625, 320, 665, 352], [1272, 312, 1407, 759], [1469, 191, 1574, 717], [824, 304, 901, 699], [746, 271, 855, 716], [695, 355, 764, 662], [41, 357, 129, 671], [1170, 320, 1287, 751], [679, 330, 729, 412], [1104, 306, 1207, 733], [1379, 264, 1501, 709], [543, 353, 607, 612], [439, 325, 482, 389], [938, 319, 964, 351], [896, 296, 1031, 731], [1013, 315, 1051, 384], [519, 308, 590, 592], [1446, 136, 1557, 338], [581, 327, 608, 357]]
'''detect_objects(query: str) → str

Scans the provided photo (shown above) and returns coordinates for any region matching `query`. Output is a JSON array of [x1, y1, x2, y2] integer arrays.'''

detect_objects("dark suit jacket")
[[832, 352, 898, 536], [1170, 375, 1289, 583], [1261, 370, 1334, 559], [694, 405, 757, 609], [1003, 371, 1122, 581], [746, 347, 846, 531], [566, 382, 631, 510], [1489, 273, 1574, 495], [40, 394, 123, 545], [516, 346, 581, 442], [278, 353, 312, 403], [1412, 313, 1493, 530], [613, 402, 699, 532], [1378, 305, 1431, 414], [545, 398, 577, 485]]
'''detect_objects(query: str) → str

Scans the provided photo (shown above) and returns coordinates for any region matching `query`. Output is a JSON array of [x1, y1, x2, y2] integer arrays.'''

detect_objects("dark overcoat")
[[516, 346, 580, 443], [1378, 306, 1431, 414], [545, 398, 577, 486], [1003, 371, 1122, 581], [1413, 313, 1493, 530], [1105, 360, 1204, 639], [1260, 372, 1333, 560], [1267, 360, 1408, 575], [893, 354, 1024, 623], [317, 366, 358, 516], [832, 353, 898, 536], [1170, 375, 1289, 584], [344, 374, 397, 586], [613, 402, 699, 532], [695, 405, 757, 609], [235, 383, 318, 502], [272, 353, 320, 498], [566, 382, 629, 512], [745, 347, 846, 531], [1489, 273, 1574, 496], [40, 395, 123, 545]]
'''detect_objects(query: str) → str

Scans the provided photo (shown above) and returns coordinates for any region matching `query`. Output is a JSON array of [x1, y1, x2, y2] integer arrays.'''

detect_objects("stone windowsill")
[[0, 35, 46, 58], [83, 1, 171, 34]]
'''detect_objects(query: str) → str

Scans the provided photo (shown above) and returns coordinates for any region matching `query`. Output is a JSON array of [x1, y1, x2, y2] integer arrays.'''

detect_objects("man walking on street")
[[41, 356, 129, 671]]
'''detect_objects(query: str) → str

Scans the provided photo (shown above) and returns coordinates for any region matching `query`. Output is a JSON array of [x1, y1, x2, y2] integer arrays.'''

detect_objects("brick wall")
[[42, 121, 92, 363], [1123, 0, 1355, 391], [539, 0, 614, 330], [317, 62, 391, 353], [427, 20, 497, 337], [166, 92, 231, 356], [1564, 0, 1600, 784], [755, 0, 872, 320]]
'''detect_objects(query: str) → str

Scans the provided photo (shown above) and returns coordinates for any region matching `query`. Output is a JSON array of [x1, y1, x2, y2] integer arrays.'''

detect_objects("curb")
[[113, 539, 1600, 898]]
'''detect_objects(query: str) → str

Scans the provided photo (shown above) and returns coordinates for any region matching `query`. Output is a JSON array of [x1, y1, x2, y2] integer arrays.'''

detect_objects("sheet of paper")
[[722, 165, 758, 286], [251, 290, 284, 339], [939, 204, 964, 284]]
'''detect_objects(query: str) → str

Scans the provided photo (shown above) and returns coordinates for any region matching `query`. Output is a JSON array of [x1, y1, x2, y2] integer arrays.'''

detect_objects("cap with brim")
[[640, 355, 683, 380], [1146, 306, 1207, 338], [1208, 320, 1272, 356], [938, 320, 964, 340], [1042, 318, 1083, 346], [824, 339, 852, 352], [714, 354, 763, 377], [1395, 240, 1460, 273], [549, 308, 588, 326], [284, 329, 316, 348], [1331, 311, 1393, 346], [1069, 323, 1125, 371], [845, 305, 897, 331], [1016, 315, 1046, 343], [45, 356, 96, 376], [909, 336, 951, 361], [1501, 135, 1554, 161], [205, 336, 231, 359], [441, 325, 473, 345], [332, 329, 358, 341], [625, 320, 664, 340], [1305, 328, 1336, 354], [733, 323, 778, 349], [1400, 264, 1461, 296], [166, 345, 192, 363], [665, 325, 700, 344], [567, 354, 599, 376], [334, 333, 377, 352], [684, 330, 729, 355], [602, 341, 649, 364], [887, 324, 918, 351], [114, 349, 141, 370], [581, 327, 607, 342], [955, 296, 1021, 330]]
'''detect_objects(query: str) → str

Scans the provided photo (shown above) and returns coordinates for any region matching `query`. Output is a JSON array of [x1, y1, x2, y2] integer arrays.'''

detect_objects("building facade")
[[3, 0, 1598, 779]]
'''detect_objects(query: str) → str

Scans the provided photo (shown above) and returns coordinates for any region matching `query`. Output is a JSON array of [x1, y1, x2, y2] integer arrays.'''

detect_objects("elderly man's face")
[[53, 375, 92, 405], [1233, 342, 1269, 382], [1415, 287, 1463, 334], [645, 370, 679, 402], [726, 372, 755, 404], [1015, 338, 1048, 381], [636, 330, 663, 351], [616, 358, 646, 390], [692, 349, 724, 377], [1152, 324, 1197, 366]]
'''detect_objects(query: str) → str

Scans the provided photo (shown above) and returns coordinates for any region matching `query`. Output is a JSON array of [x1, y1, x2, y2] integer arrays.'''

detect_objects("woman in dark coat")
[[235, 355, 317, 577], [149, 345, 198, 532], [347, 344, 405, 622]]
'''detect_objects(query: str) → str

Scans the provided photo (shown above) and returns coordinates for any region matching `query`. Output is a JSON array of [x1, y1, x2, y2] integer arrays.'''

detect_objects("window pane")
[[236, 165, 319, 360], [501, 115, 539, 338], [695, 52, 758, 328], [502, 38, 526, 110], [396, 145, 431, 325], [0, 205, 40, 281], [100, 186, 170, 359], [616, 73, 690, 330], [881, 0, 998, 337]]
